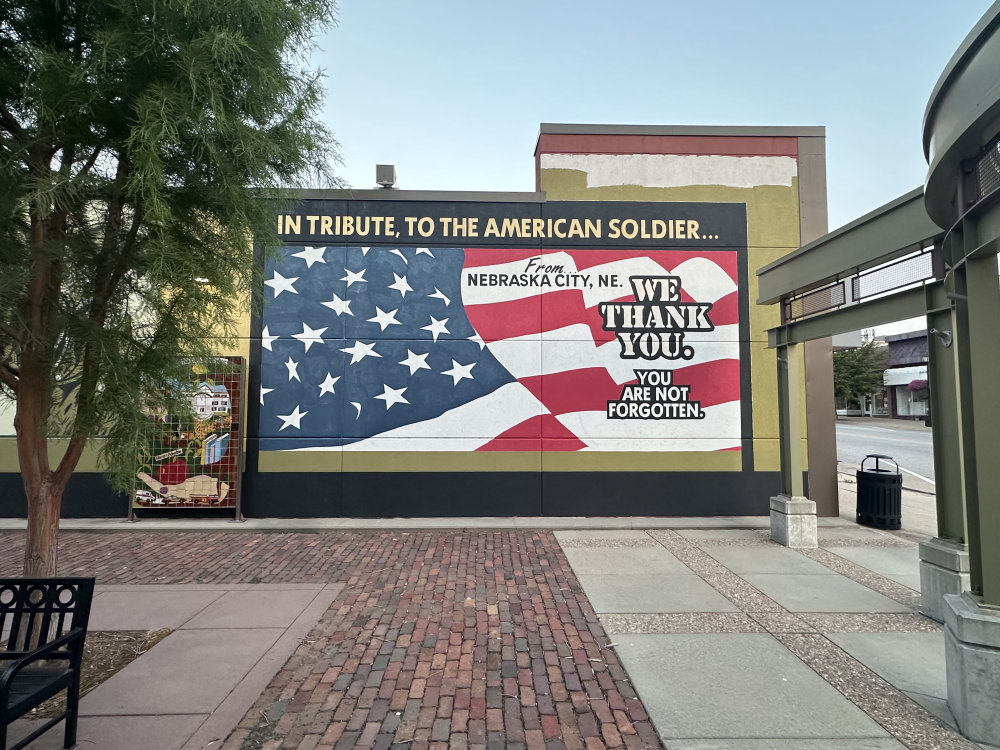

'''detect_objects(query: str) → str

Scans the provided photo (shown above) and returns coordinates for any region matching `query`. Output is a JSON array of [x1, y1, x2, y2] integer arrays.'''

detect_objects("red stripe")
[[544, 288, 738, 344], [463, 247, 543, 267], [467, 292, 740, 348], [663, 358, 740, 409], [519, 368, 633, 417], [561, 248, 671, 271], [674, 289, 738, 326], [479, 360, 741, 452], [704, 290, 738, 327], [465, 298, 542, 341], [535, 133, 799, 157], [463, 252, 739, 343], [514, 358, 740, 418], [463, 248, 738, 285], [564, 249, 738, 282], [536, 290, 614, 343], [477, 414, 586, 450], [475, 437, 540, 451]]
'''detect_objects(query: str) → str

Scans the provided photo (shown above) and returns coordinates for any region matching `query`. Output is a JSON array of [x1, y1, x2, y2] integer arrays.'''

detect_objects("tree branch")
[[58, 143, 75, 179], [74, 146, 102, 180], [60, 158, 142, 481], [0, 362, 19, 393], [107, 200, 144, 292], [53, 430, 87, 487], [135, 296, 183, 367], [0, 318, 26, 345], [0, 101, 23, 137], [93, 156, 129, 292]]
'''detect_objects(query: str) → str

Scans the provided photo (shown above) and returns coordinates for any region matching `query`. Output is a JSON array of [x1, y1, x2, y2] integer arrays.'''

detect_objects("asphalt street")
[[836, 418, 935, 491]]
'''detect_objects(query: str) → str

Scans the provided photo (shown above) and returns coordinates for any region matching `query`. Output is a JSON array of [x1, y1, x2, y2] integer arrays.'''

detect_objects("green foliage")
[[0, 0, 339, 491], [833, 341, 888, 403]]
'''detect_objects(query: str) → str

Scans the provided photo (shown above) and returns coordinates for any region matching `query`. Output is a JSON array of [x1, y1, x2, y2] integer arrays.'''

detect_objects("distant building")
[[883, 331, 929, 420]]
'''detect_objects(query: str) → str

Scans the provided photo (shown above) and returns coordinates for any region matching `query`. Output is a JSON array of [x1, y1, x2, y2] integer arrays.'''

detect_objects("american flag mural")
[[258, 244, 741, 452]]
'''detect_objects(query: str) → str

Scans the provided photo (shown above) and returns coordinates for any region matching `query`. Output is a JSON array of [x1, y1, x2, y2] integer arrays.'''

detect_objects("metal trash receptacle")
[[856, 454, 902, 530]]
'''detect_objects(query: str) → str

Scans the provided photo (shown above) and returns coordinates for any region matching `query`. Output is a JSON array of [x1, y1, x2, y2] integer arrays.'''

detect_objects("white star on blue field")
[[258, 245, 514, 449]]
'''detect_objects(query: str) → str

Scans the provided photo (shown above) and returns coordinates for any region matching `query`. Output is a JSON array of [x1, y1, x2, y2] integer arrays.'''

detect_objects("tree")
[[0, 0, 339, 576], [833, 340, 888, 405]]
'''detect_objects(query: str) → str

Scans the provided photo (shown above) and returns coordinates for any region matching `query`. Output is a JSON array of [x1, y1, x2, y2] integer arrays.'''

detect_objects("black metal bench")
[[0, 578, 95, 750]]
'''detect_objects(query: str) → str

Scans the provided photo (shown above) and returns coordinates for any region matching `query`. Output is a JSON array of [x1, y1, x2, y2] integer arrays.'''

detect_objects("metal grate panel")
[[781, 247, 937, 324], [851, 250, 934, 302], [975, 139, 1000, 199], [783, 281, 845, 321]]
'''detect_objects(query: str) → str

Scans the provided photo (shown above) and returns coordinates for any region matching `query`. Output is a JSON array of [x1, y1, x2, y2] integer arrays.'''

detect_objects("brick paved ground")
[[0, 531, 663, 749]]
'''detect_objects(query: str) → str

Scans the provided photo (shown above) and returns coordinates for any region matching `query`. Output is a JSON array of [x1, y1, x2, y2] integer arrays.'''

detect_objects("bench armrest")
[[0, 627, 87, 695]]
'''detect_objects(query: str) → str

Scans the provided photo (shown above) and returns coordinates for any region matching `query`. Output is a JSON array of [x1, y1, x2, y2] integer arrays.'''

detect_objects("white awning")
[[884, 365, 927, 386]]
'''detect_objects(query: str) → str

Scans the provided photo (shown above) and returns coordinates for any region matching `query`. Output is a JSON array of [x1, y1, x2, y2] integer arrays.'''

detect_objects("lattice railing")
[[782, 246, 937, 324]]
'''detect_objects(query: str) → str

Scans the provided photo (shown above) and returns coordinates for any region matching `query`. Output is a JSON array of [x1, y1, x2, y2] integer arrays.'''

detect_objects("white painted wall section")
[[540, 153, 797, 189], [0, 400, 12, 436]]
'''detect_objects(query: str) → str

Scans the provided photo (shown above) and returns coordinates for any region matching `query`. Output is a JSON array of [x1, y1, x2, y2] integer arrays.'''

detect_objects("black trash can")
[[856, 454, 902, 530]]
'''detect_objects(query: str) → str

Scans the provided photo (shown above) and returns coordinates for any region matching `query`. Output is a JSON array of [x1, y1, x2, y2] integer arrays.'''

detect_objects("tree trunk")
[[16, 355, 87, 577], [23, 476, 65, 577], [20, 480, 64, 648], [16, 341, 64, 577]]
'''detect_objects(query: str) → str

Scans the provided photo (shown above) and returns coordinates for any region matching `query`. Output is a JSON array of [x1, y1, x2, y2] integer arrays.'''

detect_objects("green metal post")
[[959, 248, 1000, 606], [925, 283, 967, 544], [777, 342, 804, 497]]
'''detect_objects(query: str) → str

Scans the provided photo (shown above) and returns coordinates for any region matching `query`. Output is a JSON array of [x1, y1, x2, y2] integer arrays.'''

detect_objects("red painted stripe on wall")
[[535, 133, 798, 158]]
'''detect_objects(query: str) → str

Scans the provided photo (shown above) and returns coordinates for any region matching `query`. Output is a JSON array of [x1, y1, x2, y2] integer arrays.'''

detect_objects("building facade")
[[0, 125, 832, 518], [883, 331, 929, 420]]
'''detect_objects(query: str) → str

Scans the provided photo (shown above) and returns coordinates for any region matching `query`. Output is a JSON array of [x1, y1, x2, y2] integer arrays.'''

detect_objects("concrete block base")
[[945, 593, 1000, 745], [919, 537, 970, 623], [769, 494, 817, 548]]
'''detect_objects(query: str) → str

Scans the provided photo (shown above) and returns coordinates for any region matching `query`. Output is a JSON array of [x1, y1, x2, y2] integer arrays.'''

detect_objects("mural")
[[133, 359, 244, 508], [258, 244, 741, 452]]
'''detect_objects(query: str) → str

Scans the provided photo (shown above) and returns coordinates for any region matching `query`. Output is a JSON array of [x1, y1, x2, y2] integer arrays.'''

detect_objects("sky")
[[311, 1, 994, 233]]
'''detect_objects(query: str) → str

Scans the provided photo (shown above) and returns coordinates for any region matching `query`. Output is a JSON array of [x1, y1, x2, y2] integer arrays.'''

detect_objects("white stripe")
[[578, 438, 741, 451], [669, 257, 739, 305], [341, 381, 547, 450], [462, 250, 580, 305], [541, 153, 797, 189], [462, 252, 737, 308], [575, 256, 736, 308], [538, 322, 741, 344], [900, 466, 935, 485], [488, 329, 739, 384], [558, 401, 741, 447]]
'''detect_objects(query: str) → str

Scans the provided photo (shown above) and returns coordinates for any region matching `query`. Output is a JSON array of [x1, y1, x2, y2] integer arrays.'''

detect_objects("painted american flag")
[[257, 244, 741, 452]]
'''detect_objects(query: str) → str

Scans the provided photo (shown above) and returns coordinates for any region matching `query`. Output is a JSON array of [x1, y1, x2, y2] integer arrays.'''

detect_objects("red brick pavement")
[[0, 530, 663, 749]]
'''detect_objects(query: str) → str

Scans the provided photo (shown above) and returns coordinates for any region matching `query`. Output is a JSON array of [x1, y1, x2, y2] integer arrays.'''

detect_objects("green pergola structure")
[[757, 3, 1000, 743]]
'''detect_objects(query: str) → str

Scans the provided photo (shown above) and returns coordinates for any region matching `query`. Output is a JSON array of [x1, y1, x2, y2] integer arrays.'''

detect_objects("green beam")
[[925, 283, 967, 544], [959, 251, 1000, 605], [776, 343, 803, 497], [767, 286, 929, 348], [757, 188, 941, 305], [951, 260, 980, 596]]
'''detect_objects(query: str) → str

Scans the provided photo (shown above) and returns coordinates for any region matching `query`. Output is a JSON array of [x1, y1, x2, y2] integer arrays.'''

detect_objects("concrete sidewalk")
[[558, 523, 987, 749], [4, 516, 989, 750], [8, 583, 343, 750]]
